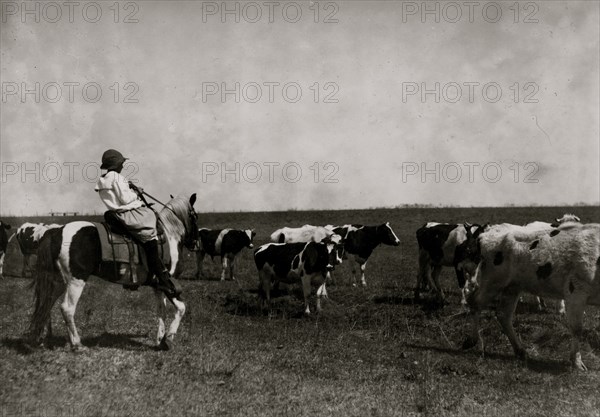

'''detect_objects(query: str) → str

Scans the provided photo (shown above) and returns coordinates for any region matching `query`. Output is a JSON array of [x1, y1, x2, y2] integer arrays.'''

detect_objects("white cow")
[[459, 222, 600, 370], [270, 225, 336, 244]]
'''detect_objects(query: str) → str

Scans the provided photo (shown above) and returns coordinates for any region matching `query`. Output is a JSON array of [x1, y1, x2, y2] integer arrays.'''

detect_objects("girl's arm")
[[113, 173, 140, 205]]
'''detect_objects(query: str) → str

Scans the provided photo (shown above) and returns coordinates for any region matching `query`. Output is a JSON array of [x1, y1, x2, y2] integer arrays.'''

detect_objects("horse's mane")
[[158, 195, 193, 240]]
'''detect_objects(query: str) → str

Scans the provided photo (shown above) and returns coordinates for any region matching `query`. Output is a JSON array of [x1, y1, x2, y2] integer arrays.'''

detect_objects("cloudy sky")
[[1, 0, 598, 215]]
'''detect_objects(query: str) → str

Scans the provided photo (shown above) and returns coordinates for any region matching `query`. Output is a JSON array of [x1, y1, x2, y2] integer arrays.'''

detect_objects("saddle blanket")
[[93, 222, 142, 264]]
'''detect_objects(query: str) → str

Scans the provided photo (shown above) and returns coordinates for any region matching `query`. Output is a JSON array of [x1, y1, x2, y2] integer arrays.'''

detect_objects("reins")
[[129, 183, 197, 250]]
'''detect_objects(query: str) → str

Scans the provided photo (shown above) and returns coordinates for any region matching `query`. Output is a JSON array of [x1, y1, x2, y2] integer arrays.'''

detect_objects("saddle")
[[92, 211, 169, 285]]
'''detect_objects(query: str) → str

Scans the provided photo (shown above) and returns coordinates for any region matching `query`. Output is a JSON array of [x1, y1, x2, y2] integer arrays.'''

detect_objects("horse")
[[27, 194, 198, 352]]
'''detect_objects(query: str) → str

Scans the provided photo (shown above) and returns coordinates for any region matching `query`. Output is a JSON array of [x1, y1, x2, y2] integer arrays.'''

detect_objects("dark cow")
[[0, 220, 12, 278], [254, 237, 343, 314], [414, 222, 483, 306], [16, 222, 62, 277], [196, 228, 256, 281], [325, 222, 400, 286]]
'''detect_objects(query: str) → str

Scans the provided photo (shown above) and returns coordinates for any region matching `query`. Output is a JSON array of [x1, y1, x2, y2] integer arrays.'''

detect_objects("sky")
[[1, 0, 599, 215]]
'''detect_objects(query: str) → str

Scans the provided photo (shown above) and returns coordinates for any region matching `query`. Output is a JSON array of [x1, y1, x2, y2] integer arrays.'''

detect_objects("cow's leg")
[[316, 276, 328, 313], [155, 289, 167, 347], [430, 265, 445, 302], [258, 269, 271, 311], [495, 287, 526, 359], [462, 281, 500, 352], [564, 290, 588, 370], [0, 251, 5, 279], [455, 267, 467, 306], [536, 296, 547, 312], [195, 250, 205, 279], [350, 257, 358, 287], [220, 256, 228, 281], [415, 251, 430, 300], [359, 260, 368, 287], [301, 274, 312, 315], [159, 296, 186, 351], [60, 278, 86, 351], [227, 254, 235, 280]]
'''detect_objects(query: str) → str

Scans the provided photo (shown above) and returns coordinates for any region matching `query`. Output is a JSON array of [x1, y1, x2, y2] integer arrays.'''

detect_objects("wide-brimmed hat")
[[100, 149, 127, 170]]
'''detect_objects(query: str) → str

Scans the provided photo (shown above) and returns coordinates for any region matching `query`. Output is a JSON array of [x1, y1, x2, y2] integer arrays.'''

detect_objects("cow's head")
[[322, 234, 344, 267], [555, 213, 580, 224], [244, 229, 256, 248], [454, 223, 487, 275], [378, 222, 400, 246]]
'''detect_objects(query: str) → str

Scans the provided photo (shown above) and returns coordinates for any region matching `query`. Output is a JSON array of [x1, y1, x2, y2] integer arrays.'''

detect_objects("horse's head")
[[163, 193, 199, 251]]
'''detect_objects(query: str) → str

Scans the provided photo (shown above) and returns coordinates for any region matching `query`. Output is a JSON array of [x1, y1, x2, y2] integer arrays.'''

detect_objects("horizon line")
[[1, 202, 599, 218]]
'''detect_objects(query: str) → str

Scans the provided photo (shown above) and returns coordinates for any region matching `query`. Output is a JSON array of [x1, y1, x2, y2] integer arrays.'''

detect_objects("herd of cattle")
[[0, 213, 599, 370]]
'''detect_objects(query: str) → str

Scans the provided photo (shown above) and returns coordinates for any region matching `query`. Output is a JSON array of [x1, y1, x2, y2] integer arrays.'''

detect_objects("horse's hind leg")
[[60, 278, 86, 351]]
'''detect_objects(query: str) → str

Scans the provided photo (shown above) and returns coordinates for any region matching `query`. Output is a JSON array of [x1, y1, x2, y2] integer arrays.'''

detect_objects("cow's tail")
[[7, 232, 17, 244], [28, 231, 63, 344]]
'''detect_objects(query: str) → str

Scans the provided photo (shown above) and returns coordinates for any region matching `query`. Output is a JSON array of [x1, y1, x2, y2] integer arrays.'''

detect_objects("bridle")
[[130, 184, 198, 251]]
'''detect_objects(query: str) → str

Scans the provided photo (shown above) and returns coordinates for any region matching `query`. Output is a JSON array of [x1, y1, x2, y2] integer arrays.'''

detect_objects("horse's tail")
[[28, 228, 63, 343]]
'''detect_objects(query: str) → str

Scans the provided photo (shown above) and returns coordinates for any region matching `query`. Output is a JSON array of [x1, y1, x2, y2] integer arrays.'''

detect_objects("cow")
[[196, 228, 256, 281], [325, 222, 400, 287], [254, 236, 344, 315], [0, 220, 12, 278], [15, 222, 62, 277], [270, 224, 334, 244], [414, 222, 484, 306], [534, 214, 581, 314], [458, 221, 600, 370]]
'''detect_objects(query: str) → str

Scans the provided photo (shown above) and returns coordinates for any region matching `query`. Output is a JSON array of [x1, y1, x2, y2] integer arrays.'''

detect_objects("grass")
[[1, 206, 600, 416]]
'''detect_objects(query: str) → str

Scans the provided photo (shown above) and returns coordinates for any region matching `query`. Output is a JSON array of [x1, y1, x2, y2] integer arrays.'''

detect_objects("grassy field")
[[1, 206, 600, 417]]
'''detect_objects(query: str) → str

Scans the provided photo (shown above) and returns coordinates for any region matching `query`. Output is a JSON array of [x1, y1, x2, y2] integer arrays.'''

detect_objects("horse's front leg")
[[159, 296, 186, 351], [155, 289, 167, 347]]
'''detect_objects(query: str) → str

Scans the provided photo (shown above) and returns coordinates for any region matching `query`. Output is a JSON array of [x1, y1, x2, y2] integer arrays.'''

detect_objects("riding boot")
[[143, 239, 181, 298]]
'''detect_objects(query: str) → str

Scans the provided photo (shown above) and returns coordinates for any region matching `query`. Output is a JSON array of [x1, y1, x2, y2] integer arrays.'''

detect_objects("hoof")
[[72, 344, 88, 353], [159, 335, 173, 351], [22, 338, 44, 353]]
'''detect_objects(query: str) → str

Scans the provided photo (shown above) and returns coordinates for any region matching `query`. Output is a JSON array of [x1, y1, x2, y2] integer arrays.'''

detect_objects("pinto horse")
[[28, 194, 198, 351]]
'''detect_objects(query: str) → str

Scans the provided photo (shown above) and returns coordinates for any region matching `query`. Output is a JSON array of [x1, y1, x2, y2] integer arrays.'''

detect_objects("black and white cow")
[[196, 228, 256, 281], [414, 222, 483, 306], [254, 237, 344, 314], [0, 220, 12, 278], [325, 222, 400, 286], [16, 222, 62, 277]]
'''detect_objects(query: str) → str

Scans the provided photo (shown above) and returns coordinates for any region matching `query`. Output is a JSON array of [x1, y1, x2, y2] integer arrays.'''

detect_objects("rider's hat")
[[100, 149, 127, 170]]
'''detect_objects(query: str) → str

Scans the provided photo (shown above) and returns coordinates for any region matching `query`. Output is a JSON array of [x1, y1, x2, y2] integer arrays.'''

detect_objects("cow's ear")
[[189, 193, 197, 207], [4, 223, 11, 230], [251, 230, 256, 237], [464, 223, 472, 237], [474, 224, 488, 237]]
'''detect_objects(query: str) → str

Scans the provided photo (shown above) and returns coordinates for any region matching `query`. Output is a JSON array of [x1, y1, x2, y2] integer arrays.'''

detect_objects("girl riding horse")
[[95, 149, 180, 297]]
